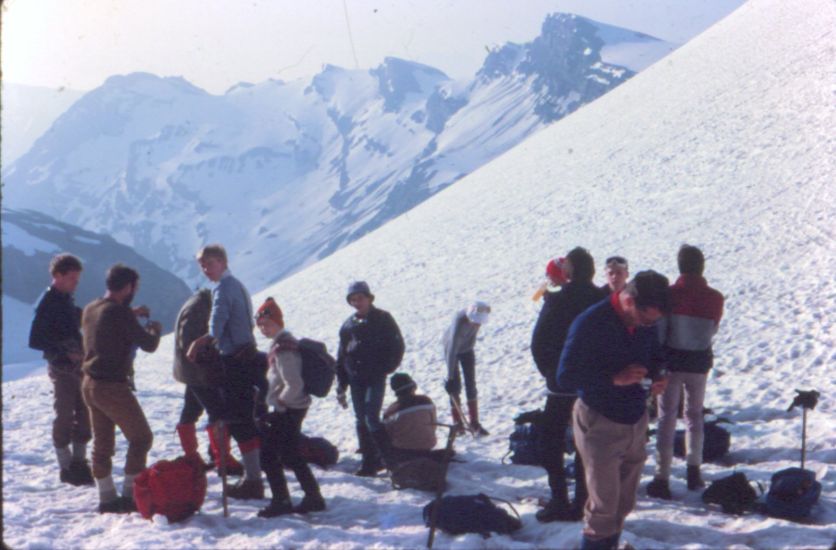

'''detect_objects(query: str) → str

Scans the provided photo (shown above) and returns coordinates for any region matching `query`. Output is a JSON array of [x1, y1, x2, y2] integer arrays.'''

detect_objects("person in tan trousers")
[[81, 264, 161, 514]]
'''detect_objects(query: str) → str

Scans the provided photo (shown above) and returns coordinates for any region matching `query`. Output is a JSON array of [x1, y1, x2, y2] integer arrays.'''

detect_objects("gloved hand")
[[336, 387, 348, 410], [444, 377, 461, 396]]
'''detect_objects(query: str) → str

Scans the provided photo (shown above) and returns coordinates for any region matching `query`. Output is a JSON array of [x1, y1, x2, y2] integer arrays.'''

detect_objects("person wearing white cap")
[[441, 301, 491, 435]]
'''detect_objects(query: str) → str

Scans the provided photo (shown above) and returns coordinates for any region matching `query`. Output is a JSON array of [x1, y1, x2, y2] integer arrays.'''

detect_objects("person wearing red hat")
[[254, 298, 326, 517], [532, 257, 569, 302]]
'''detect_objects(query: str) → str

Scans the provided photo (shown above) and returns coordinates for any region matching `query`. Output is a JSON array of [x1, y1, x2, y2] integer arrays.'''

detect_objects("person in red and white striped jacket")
[[648, 245, 725, 500]]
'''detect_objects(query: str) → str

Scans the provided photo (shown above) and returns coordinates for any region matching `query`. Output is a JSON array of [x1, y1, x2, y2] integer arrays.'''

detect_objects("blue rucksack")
[[504, 410, 542, 465], [765, 468, 821, 520], [423, 493, 522, 536]]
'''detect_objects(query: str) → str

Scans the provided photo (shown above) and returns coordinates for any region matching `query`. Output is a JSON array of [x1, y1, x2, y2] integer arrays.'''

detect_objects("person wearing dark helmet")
[[531, 247, 605, 522], [336, 281, 405, 476], [557, 271, 670, 550]]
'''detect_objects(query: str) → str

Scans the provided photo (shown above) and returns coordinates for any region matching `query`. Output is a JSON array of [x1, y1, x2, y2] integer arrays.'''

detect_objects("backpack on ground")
[[702, 471, 759, 515], [765, 467, 821, 520], [274, 338, 337, 398], [134, 455, 207, 522], [422, 493, 522, 536], [391, 457, 446, 492], [297, 434, 339, 468], [764, 389, 822, 521], [674, 420, 731, 462], [503, 409, 542, 465]]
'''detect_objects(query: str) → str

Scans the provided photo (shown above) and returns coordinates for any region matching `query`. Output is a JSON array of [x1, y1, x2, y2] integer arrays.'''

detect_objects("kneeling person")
[[383, 373, 440, 464], [255, 298, 325, 517]]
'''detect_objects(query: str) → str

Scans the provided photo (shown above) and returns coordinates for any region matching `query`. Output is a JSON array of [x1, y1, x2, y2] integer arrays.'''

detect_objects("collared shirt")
[[209, 270, 255, 356]]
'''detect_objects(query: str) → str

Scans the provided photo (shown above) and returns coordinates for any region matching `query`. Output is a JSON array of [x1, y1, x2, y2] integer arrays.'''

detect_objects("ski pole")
[[427, 423, 459, 549], [214, 421, 229, 518], [801, 406, 807, 470]]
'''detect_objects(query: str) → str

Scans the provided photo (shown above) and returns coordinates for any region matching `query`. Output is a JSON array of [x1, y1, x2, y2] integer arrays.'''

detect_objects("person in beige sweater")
[[254, 298, 325, 518]]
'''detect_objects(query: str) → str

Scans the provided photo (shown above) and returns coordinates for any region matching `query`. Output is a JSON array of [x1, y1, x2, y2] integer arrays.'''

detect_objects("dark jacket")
[[659, 274, 724, 374], [29, 286, 83, 369], [82, 298, 160, 383], [531, 282, 607, 392], [337, 306, 404, 387], [173, 289, 215, 386], [557, 293, 665, 424]]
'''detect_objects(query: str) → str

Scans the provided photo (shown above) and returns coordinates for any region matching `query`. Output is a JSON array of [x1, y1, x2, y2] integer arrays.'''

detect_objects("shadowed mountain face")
[[2, 14, 669, 291], [2, 208, 192, 357]]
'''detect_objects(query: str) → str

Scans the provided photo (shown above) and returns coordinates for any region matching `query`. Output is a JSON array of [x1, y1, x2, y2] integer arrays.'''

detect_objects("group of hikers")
[[29, 241, 723, 550]]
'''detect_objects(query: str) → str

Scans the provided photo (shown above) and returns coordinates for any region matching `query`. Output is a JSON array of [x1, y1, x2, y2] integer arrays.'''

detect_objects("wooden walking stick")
[[426, 423, 459, 549], [214, 421, 229, 518]]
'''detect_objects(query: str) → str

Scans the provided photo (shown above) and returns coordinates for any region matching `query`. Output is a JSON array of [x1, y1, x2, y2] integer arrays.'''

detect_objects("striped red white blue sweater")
[[661, 274, 724, 374]]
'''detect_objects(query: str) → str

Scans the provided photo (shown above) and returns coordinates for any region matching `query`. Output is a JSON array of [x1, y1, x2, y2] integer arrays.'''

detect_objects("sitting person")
[[384, 373, 450, 464]]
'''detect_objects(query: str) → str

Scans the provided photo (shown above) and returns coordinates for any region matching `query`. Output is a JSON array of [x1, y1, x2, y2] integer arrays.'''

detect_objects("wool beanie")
[[256, 297, 284, 327], [390, 372, 417, 396], [546, 257, 568, 286]]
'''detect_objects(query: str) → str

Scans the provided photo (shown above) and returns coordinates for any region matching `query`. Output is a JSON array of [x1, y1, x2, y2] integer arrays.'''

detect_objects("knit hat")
[[546, 257, 568, 286], [346, 281, 374, 303], [466, 301, 491, 325], [390, 372, 417, 396], [255, 297, 284, 327]]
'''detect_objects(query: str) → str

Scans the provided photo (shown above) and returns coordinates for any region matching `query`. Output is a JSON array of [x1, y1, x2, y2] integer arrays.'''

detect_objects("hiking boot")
[[68, 459, 95, 486], [536, 499, 579, 523], [226, 478, 264, 500], [119, 496, 137, 513], [355, 463, 382, 477], [687, 465, 705, 490], [646, 477, 672, 500], [472, 423, 490, 437], [257, 498, 293, 518], [60, 468, 72, 485], [294, 494, 326, 514], [98, 498, 130, 514]]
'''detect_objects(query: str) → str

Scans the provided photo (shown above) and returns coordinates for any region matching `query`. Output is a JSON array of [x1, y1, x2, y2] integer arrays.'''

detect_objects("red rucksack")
[[134, 456, 207, 522]]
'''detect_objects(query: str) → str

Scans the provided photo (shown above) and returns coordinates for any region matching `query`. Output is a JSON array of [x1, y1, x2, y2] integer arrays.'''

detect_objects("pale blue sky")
[[3, 0, 744, 94]]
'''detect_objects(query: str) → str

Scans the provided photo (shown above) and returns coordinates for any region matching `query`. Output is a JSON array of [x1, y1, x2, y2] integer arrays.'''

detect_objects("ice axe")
[[426, 422, 460, 549], [786, 389, 819, 469]]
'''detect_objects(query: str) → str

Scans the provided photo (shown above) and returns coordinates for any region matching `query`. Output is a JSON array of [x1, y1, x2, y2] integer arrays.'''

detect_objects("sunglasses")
[[606, 256, 628, 268]]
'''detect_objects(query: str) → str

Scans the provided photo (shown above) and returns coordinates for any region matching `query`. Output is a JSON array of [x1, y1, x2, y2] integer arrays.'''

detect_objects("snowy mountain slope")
[[3, 0, 835, 548], [1, 208, 192, 372], [2, 14, 671, 291]]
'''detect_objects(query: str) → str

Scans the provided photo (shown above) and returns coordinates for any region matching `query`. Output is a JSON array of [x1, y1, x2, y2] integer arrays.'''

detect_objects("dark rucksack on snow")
[[274, 338, 337, 398], [674, 420, 731, 462], [765, 467, 821, 520], [422, 493, 522, 536], [702, 471, 759, 515], [297, 434, 339, 468], [503, 409, 574, 466], [134, 455, 207, 522], [391, 457, 446, 492]]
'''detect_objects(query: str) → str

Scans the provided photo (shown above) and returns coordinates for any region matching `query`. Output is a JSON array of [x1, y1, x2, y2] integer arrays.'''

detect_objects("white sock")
[[72, 442, 87, 462], [241, 448, 262, 482], [56, 446, 72, 470], [96, 475, 118, 503], [122, 474, 137, 498]]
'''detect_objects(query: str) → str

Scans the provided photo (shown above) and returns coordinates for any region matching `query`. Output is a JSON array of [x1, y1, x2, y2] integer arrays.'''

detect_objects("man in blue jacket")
[[557, 270, 670, 550], [29, 253, 94, 486]]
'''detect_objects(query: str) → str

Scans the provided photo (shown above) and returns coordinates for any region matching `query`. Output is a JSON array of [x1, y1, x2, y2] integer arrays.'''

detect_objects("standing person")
[[648, 245, 724, 498], [442, 301, 491, 435], [557, 271, 670, 550], [28, 253, 94, 486], [172, 289, 242, 475], [383, 373, 439, 464], [601, 256, 629, 294], [254, 298, 325, 517], [187, 244, 264, 499], [531, 247, 606, 522], [335, 281, 405, 476], [81, 264, 162, 513]]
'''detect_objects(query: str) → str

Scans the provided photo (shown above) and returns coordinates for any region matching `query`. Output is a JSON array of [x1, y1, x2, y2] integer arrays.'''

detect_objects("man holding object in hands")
[[557, 271, 670, 550]]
